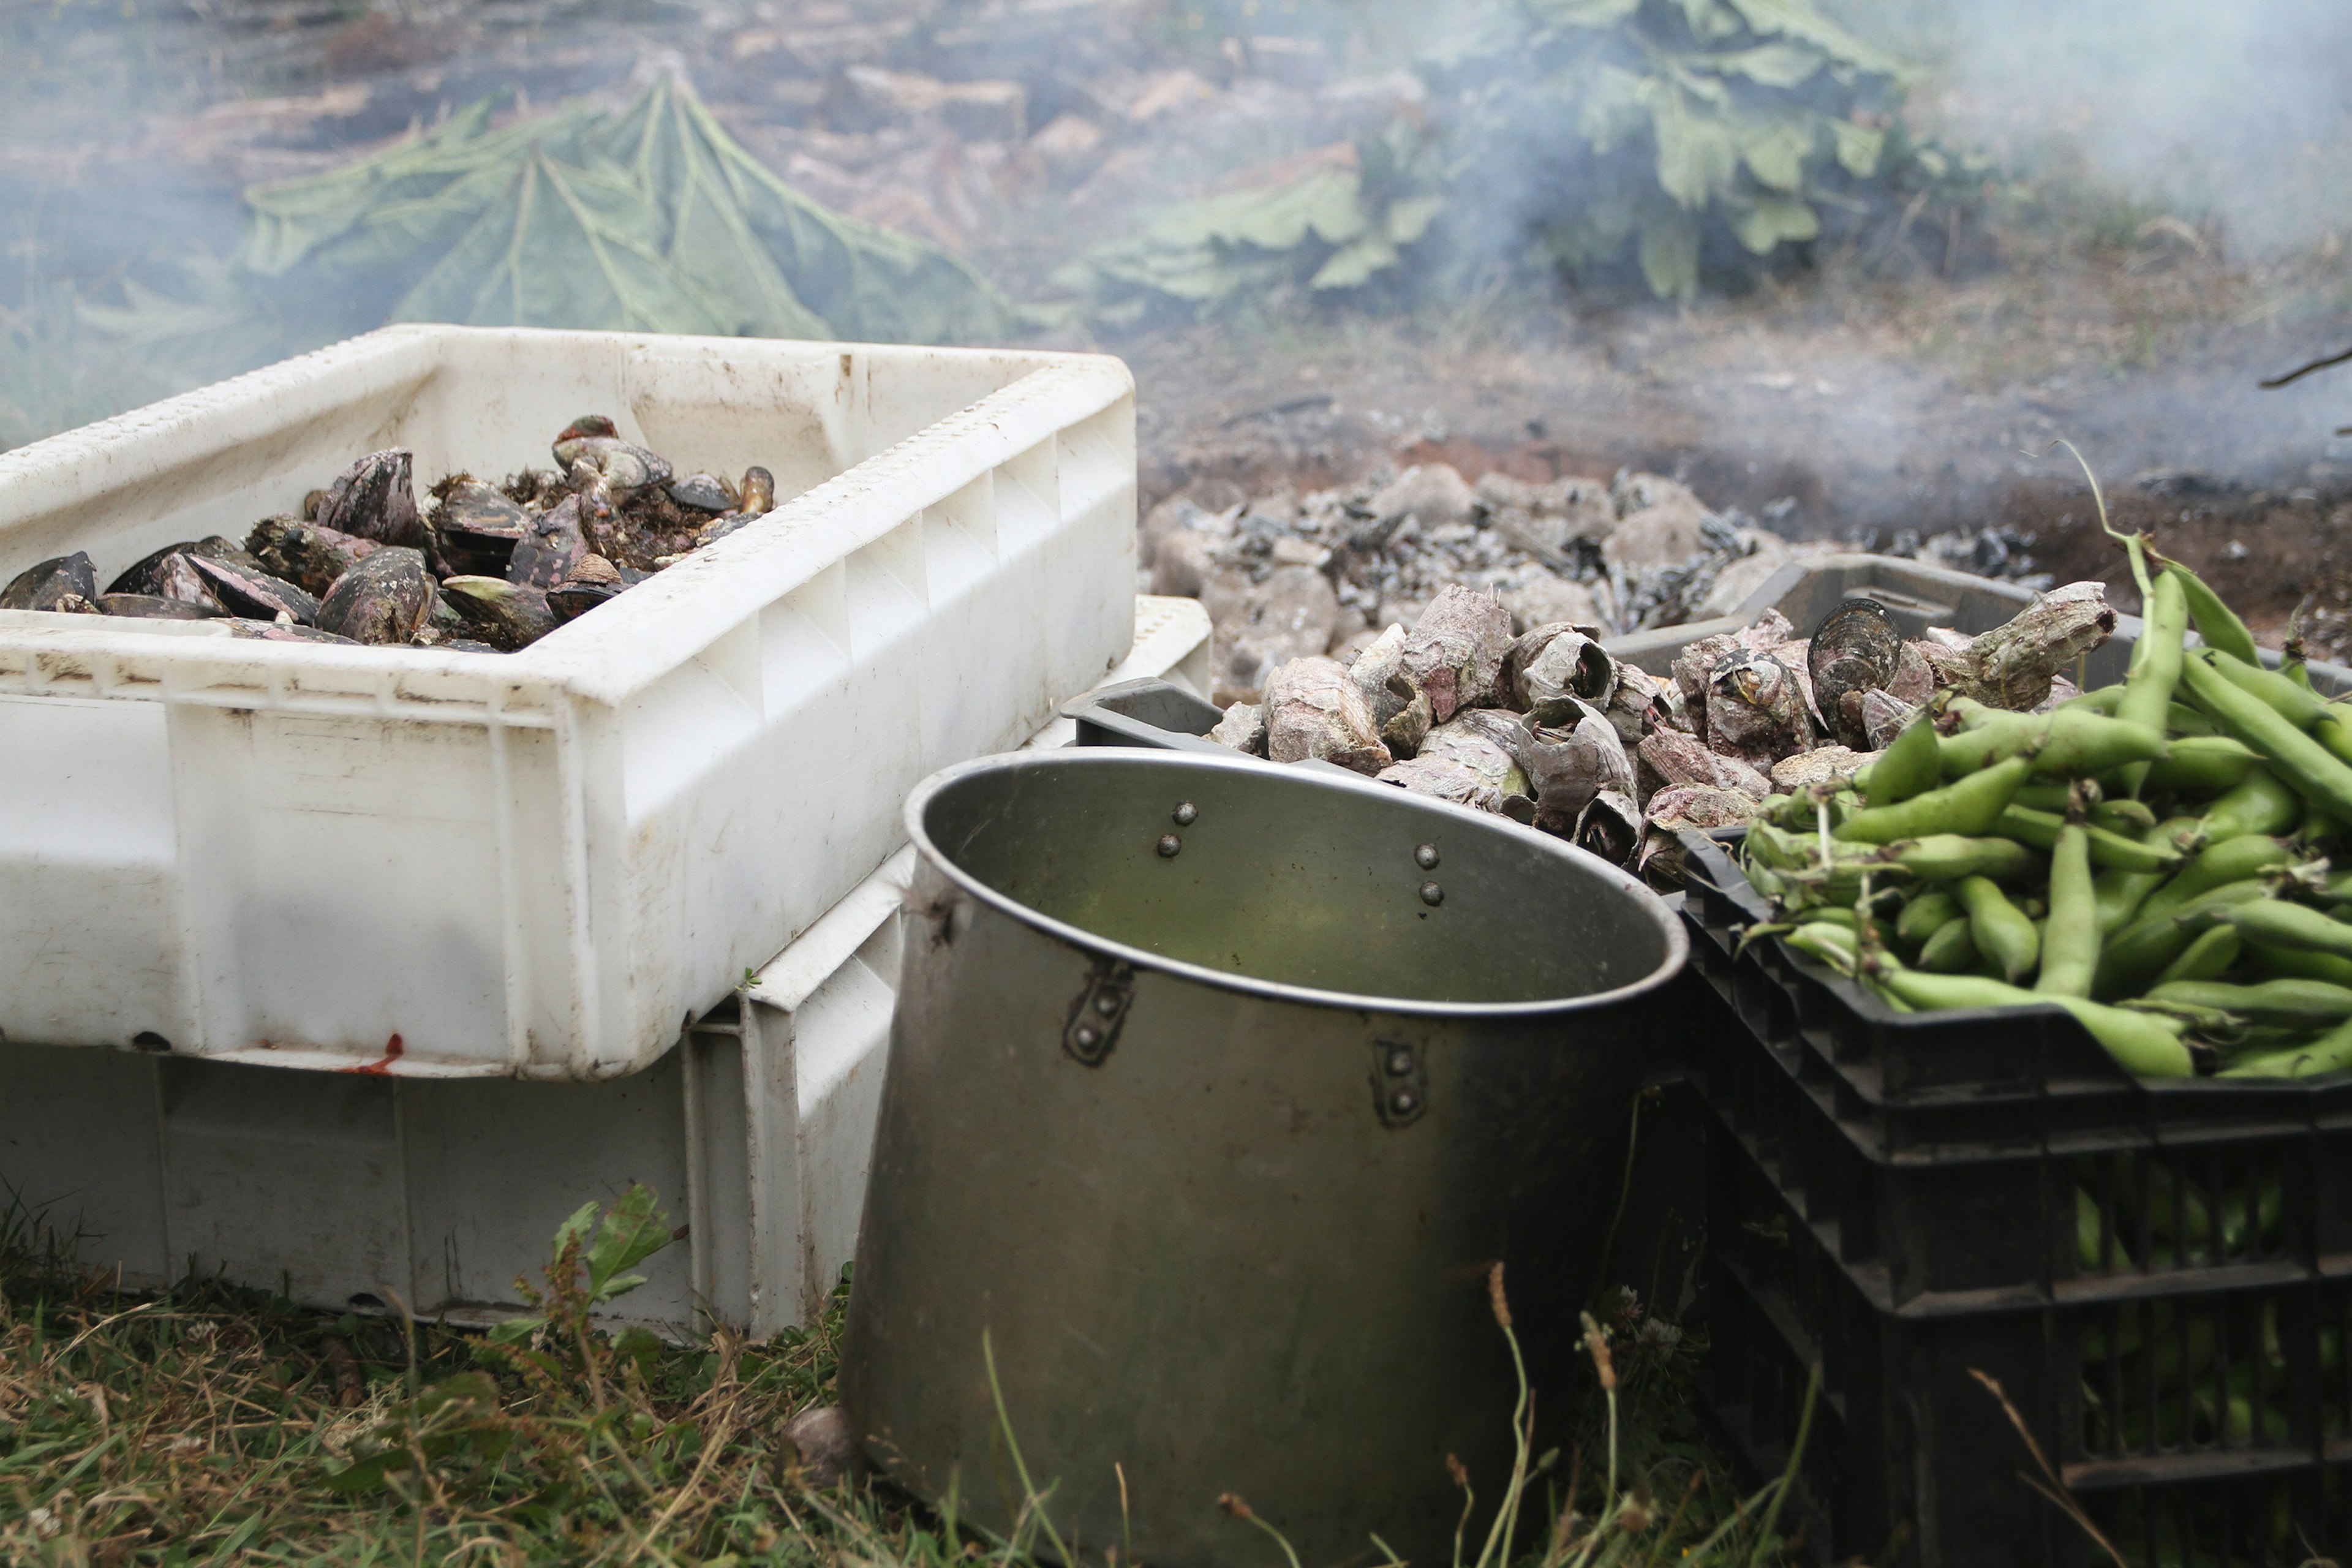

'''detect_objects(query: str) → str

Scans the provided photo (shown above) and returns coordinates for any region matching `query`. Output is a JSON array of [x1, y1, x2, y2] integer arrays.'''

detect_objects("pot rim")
[[903, 747, 1691, 1018]]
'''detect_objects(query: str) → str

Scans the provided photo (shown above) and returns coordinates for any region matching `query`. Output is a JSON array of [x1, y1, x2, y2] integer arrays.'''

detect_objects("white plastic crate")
[[0, 326, 1137, 1079], [0, 600, 1211, 1337]]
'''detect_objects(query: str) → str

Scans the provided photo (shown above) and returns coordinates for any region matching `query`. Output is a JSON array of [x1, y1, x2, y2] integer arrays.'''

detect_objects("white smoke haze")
[[1882, 0, 2352, 252]]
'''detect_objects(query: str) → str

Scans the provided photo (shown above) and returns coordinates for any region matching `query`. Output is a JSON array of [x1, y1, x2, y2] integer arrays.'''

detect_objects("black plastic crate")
[[1703, 1107, 2352, 1568], [1675, 832, 2352, 1307]]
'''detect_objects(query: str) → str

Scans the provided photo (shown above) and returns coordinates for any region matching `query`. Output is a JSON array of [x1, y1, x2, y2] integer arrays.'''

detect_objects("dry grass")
[[0, 1186, 1804, 1568]]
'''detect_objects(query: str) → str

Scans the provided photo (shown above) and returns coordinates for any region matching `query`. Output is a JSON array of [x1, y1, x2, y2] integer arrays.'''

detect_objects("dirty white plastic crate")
[[0, 599, 1210, 1337], [0, 325, 1137, 1079]]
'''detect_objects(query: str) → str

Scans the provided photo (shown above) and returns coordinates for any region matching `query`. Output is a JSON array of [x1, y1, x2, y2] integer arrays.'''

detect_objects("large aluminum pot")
[[841, 749, 1687, 1567]]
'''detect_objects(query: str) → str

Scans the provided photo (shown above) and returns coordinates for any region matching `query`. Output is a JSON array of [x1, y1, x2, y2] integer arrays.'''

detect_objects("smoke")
[[1910, 0, 2352, 251]]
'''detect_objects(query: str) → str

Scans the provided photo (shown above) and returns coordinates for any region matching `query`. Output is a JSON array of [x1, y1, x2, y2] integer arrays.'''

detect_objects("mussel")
[[547, 554, 626, 623], [551, 415, 672, 495], [507, 497, 589, 590], [98, 593, 221, 619], [317, 548, 435, 645], [313, 450, 426, 551], [1808, 597, 1902, 750], [247, 516, 383, 598], [439, 575, 557, 651], [107, 536, 261, 600], [189, 556, 319, 625], [666, 472, 738, 513], [2, 551, 98, 612], [428, 478, 532, 578]]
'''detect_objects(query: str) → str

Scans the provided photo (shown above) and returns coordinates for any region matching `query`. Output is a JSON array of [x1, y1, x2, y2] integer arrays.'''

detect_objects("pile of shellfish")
[[0, 418, 777, 653], [1213, 578, 2117, 884]]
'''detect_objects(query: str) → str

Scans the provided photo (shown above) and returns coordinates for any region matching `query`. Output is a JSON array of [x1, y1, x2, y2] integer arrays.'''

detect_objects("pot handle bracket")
[[1370, 1039, 1428, 1128], [1064, 959, 1136, 1066]]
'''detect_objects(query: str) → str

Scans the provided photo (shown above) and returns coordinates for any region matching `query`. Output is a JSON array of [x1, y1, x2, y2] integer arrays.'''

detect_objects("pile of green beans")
[[1740, 560, 2352, 1083]]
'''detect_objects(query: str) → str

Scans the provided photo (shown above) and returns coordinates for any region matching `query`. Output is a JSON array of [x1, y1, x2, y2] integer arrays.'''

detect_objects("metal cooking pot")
[[841, 749, 1687, 1567]]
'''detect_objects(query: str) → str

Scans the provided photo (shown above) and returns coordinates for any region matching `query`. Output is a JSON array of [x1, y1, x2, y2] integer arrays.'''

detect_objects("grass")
[[0, 1182, 1825, 1568]]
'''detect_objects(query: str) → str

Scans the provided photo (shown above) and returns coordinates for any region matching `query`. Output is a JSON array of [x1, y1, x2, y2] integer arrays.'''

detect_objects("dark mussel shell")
[[99, 593, 222, 619], [316, 547, 435, 645], [314, 449, 426, 551], [2, 551, 98, 611], [1809, 597, 1902, 750], [507, 496, 589, 590], [439, 575, 555, 651], [225, 620, 361, 645], [666, 471, 737, 513], [107, 535, 261, 598], [430, 478, 530, 578], [190, 556, 320, 625], [248, 516, 383, 598], [546, 554, 625, 624]]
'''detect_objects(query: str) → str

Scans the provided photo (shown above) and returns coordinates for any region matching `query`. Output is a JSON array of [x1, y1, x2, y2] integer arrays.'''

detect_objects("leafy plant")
[[80, 74, 1017, 391], [1064, 0, 1970, 315]]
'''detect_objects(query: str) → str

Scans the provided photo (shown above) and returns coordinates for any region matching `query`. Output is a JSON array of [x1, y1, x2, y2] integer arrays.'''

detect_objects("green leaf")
[[1638, 208, 1702, 299], [1648, 86, 1741, 209], [1385, 194, 1449, 246], [486, 1315, 544, 1346], [1666, 0, 1746, 44], [582, 1184, 674, 1305], [1738, 116, 1815, 192], [1697, 42, 1825, 88], [1831, 119, 1887, 178], [1721, 0, 1905, 77], [1525, 0, 1640, 26], [1726, 194, 1820, 253], [1310, 233, 1399, 290]]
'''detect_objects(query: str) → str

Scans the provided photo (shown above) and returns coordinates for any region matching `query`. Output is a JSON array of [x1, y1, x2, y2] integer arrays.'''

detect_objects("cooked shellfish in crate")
[[0, 325, 1138, 1078]]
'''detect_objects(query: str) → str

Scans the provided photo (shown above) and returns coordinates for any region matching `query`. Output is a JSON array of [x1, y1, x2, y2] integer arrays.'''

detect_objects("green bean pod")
[[2091, 799, 2158, 835], [2165, 559, 2263, 667], [2166, 701, 2222, 737], [2223, 902, 2352, 961], [2246, 944, 2352, 987], [1866, 712, 1944, 809], [2035, 824, 2098, 996], [2116, 570, 2187, 796], [2094, 880, 2271, 998], [2147, 978, 2352, 1028], [1884, 834, 2041, 883], [1896, 889, 1962, 946], [1835, 756, 2032, 845], [2142, 735, 2263, 795], [1937, 708, 2167, 779], [2195, 767, 2305, 844], [2095, 865, 2169, 937], [2218, 1017, 2352, 1080], [2135, 835, 2293, 927], [2150, 925, 2240, 987], [1958, 874, 2040, 983], [1918, 916, 1980, 972], [2181, 652, 2352, 823], [2062, 684, 2128, 715], [1782, 922, 1860, 975], [1875, 968, 2193, 1078], [2205, 650, 2352, 767], [1995, 805, 2182, 873]]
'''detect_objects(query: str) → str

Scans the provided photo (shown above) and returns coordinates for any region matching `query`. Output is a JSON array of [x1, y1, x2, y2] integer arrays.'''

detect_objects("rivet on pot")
[[1074, 1024, 1101, 1049], [1157, 834, 1182, 858], [1419, 881, 1444, 907], [1414, 843, 1439, 870], [1095, 993, 1121, 1017], [1390, 1088, 1420, 1115], [1385, 1048, 1414, 1077], [1172, 801, 1199, 826]]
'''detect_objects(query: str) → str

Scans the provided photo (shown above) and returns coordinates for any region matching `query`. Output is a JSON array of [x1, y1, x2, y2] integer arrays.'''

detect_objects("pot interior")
[[915, 751, 1683, 1009]]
